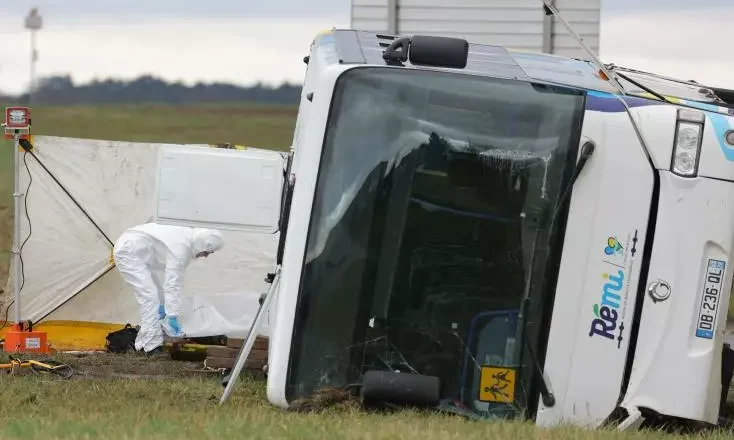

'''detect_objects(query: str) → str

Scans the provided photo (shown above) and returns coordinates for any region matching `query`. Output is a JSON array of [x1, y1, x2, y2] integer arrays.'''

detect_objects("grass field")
[[15, 103, 298, 147], [1, 103, 734, 439], [0, 353, 733, 440]]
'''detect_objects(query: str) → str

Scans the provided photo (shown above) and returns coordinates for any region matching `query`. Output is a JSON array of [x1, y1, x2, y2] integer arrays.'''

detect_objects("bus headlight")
[[671, 108, 705, 177]]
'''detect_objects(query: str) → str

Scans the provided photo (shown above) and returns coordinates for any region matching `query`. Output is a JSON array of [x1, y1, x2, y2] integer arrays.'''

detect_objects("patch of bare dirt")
[[0, 351, 228, 381], [62, 352, 210, 378]]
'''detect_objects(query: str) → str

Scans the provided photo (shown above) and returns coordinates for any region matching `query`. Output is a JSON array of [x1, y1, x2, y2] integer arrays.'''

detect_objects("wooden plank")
[[226, 336, 269, 350], [226, 338, 242, 348], [248, 349, 268, 361], [206, 346, 238, 358], [207, 346, 268, 361]]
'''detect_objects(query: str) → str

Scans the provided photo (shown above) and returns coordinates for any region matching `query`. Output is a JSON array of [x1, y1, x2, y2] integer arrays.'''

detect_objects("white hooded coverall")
[[112, 222, 225, 352]]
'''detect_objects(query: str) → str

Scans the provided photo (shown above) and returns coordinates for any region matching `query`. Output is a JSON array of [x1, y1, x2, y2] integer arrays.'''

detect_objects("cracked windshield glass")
[[287, 66, 585, 418]]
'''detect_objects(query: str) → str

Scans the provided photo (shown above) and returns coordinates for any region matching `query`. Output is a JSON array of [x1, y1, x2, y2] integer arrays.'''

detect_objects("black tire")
[[360, 370, 441, 406]]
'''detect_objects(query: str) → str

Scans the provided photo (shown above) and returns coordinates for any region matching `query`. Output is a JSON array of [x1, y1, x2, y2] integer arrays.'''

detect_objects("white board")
[[154, 145, 286, 233], [350, 0, 601, 60]]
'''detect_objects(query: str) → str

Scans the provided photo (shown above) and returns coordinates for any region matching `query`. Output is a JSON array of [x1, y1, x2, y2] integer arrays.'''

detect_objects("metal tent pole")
[[12, 132, 21, 324], [220, 266, 281, 404]]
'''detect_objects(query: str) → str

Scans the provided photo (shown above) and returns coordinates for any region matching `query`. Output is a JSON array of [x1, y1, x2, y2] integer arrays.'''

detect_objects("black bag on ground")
[[105, 324, 139, 353]]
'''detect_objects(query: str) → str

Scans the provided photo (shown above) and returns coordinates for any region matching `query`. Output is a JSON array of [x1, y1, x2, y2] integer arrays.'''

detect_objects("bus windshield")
[[285, 66, 586, 419]]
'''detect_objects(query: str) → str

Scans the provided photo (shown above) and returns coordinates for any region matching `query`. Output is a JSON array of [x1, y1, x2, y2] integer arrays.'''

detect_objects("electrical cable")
[[0, 302, 12, 331], [18, 138, 113, 246]]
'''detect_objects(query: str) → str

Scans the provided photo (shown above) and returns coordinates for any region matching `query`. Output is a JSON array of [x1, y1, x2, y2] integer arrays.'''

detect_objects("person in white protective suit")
[[112, 222, 225, 355]]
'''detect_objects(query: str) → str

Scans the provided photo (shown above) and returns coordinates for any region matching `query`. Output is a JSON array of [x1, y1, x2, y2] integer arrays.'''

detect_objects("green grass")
[[3, 103, 298, 148], [0, 375, 497, 440], [1, 353, 734, 440]]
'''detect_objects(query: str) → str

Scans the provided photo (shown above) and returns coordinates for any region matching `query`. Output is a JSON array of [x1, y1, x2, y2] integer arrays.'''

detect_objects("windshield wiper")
[[549, 141, 596, 232], [516, 141, 596, 409]]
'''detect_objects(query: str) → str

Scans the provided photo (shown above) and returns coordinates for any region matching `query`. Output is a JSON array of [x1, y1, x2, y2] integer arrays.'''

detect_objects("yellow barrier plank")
[[1, 320, 123, 351]]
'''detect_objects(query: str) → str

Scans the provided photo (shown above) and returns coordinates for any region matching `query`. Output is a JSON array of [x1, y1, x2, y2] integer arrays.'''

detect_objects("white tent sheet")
[[0, 136, 281, 338]]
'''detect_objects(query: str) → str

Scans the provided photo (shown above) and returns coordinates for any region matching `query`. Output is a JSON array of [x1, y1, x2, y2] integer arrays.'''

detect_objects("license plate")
[[695, 258, 727, 339]]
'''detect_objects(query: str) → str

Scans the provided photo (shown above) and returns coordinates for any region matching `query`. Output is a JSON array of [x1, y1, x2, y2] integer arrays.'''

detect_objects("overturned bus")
[[153, 29, 734, 431]]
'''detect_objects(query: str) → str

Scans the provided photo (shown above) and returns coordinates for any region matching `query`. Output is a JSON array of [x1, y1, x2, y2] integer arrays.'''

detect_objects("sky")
[[0, 0, 733, 95]]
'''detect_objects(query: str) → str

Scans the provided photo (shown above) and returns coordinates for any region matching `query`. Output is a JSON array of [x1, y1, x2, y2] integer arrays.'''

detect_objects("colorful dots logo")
[[604, 237, 624, 256]]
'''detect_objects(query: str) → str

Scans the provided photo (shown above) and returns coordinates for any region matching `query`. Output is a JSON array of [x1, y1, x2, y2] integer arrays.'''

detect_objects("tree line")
[[0, 74, 303, 105]]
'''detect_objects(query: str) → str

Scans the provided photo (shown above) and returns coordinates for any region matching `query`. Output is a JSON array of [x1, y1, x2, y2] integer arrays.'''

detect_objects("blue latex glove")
[[158, 304, 166, 320], [168, 316, 181, 336]]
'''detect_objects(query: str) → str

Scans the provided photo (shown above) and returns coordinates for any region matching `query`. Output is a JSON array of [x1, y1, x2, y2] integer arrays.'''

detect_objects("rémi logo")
[[589, 269, 624, 341], [588, 234, 635, 348]]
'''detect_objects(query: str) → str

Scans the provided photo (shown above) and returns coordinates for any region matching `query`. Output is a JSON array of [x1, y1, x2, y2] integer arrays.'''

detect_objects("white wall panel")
[[350, 0, 600, 59]]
